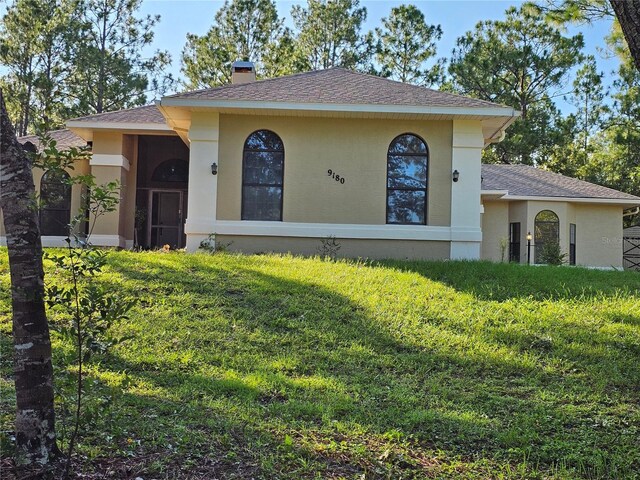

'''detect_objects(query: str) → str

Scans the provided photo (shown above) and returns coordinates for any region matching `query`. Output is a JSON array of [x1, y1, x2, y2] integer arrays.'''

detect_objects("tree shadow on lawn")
[[375, 259, 640, 302], [92, 254, 640, 478]]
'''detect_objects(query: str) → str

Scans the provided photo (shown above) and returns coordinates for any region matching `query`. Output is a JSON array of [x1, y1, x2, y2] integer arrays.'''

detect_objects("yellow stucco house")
[[2, 65, 639, 268]]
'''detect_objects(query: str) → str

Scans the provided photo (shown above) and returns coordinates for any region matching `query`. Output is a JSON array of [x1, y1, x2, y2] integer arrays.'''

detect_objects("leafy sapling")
[[34, 135, 135, 478]]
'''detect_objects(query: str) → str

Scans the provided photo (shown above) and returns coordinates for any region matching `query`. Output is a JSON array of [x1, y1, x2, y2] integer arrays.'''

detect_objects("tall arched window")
[[242, 130, 284, 221], [534, 210, 560, 264], [151, 158, 189, 183], [40, 170, 71, 236], [386, 134, 428, 224]]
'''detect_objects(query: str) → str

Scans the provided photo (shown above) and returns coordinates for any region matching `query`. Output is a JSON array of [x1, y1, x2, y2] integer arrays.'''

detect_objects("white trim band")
[[90, 154, 130, 171], [186, 220, 482, 242]]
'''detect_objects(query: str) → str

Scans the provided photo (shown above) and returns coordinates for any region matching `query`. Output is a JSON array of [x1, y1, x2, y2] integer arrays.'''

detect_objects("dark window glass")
[[509, 222, 521, 263], [242, 130, 284, 221], [151, 159, 189, 183], [534, 210, 560, 264], [386, 134, 428, 225], [40, 170, 71, 236], [570, 223, 576, 265]]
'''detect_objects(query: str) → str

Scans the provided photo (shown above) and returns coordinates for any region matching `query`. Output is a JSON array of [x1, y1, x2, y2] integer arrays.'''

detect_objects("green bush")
[[538, 241, 567, 265]]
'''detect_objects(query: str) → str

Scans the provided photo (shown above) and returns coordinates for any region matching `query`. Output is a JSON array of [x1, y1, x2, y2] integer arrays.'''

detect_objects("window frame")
[[534, 209, 560, 264], [241, 129, 285, 221], [385, 133, 429, 226], [39, 169, 72, 236], [569, 223, 576, 265], [509, 222, 521, 263]]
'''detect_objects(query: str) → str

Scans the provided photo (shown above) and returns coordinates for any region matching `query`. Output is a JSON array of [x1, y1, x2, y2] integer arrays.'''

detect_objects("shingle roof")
[[165, 67, 511, 109], [68, 104, 165, 124], [17, 129, 86, 150], [482, 164, 640, 201]]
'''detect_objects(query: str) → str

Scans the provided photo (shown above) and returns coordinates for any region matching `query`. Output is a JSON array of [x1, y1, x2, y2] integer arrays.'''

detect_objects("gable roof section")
[[66, 104, 173, 141], [17, 129, 86, 150], [68, 104, 165, 124], [481, 164, 640, 203], [165, 68, 509, 110]]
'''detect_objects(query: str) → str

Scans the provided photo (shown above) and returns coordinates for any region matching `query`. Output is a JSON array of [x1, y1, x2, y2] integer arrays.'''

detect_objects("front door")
[[149, 190, 184, 249]]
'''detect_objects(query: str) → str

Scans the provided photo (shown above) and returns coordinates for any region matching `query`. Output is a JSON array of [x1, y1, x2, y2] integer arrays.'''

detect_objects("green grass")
[[1, 249, 640, 479]]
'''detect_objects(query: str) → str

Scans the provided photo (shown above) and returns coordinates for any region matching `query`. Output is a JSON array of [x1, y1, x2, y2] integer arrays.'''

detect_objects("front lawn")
[[1, 250, 639, 479]]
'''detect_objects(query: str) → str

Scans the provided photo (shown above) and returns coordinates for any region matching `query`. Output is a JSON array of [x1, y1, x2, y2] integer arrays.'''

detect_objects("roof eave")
[[66, 121, 174, 141], [159, 98, 519, 118], [481, 193, 640, 206]]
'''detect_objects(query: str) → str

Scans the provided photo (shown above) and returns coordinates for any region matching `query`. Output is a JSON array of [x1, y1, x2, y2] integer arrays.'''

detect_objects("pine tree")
[[448, 2, 584, 164], [0, 88, 60, 466], [181, 0, 290, 89], [0, 0, 76, 134], [67, 0, 173, 115], [291, 0, 374, 71], [374, 4, 444, 87]]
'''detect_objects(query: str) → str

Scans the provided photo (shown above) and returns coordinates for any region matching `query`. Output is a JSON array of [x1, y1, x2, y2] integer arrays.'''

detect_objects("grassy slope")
[[1, 250, 639, 479]]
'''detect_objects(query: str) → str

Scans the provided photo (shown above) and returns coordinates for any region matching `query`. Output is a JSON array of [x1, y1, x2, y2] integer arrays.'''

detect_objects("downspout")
[[623, 206, 639, 217], [485, 109, 520, 146]]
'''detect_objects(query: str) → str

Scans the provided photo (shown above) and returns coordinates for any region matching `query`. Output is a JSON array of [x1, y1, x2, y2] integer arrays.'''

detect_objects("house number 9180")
[[327, 169, 345, 184]]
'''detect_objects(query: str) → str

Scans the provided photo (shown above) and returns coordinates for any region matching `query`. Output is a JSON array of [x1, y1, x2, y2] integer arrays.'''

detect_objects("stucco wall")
[[216, 114, 453, 226], [573, 203, 623, 268], [216, 235, 450, 260], [481, 201, 509, 262], [482, 199, 624, 268]]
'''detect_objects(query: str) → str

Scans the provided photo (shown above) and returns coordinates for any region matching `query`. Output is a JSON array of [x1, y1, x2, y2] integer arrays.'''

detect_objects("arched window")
[[151, 158, 189, 183], [242, 130, 284, 221], [386, 134, 428, 224], [40, 170, 71, 236], [534, 210, 560, 264]]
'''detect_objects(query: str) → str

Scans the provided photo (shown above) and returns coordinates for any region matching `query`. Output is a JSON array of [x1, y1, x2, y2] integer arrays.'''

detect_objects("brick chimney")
[[231, 61, 256, 84]]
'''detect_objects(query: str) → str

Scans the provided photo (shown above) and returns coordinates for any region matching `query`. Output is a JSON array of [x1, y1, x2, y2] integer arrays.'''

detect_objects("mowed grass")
[[1, 249, 640, 479]]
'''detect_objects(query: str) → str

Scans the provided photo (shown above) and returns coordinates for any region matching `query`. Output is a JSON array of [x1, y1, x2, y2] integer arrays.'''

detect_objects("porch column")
[[450, 120, 484, 260], [185, 112, 220, 251], [89, 132, 131, 247]]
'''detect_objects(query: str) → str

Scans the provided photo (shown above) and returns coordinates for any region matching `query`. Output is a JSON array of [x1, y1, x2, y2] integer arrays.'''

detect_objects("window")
[[386, 134, 428, 224], [242, 130, 284, 221], [40, 170, 71, 236], [569, 223, 576, 265], [534, 210, 559, 264], [151, 159, 189, 183], [509, 222, 521, 263]]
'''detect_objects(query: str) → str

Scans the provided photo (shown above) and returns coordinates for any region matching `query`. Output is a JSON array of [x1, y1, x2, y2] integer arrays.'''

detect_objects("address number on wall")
[[327, 169, 346, 184]]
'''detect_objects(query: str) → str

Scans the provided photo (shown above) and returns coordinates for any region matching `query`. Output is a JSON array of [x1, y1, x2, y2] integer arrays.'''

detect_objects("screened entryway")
[[135, 136, 189, 249], [534, 210, 559, 264]]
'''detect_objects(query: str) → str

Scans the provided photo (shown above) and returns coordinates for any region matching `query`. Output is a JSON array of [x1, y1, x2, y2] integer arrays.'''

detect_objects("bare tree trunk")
[[0, 89, 59, 465], [611, 0, 640, 71]]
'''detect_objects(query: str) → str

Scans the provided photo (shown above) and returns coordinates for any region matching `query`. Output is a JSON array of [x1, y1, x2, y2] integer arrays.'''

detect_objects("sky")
[[0, 0, 621, 114], [138, 0, 619, 114]]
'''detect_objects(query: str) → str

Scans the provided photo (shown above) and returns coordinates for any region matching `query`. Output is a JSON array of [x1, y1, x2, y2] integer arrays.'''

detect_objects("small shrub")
[[317, 235, 341, 260], [538, 241, 567, 266], [199, 234, 233, 253]]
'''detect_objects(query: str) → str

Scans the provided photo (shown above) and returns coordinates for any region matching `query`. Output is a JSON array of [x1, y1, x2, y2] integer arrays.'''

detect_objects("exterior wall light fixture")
[[211, 162, 218, 175], [452, 170, 460, 182]]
